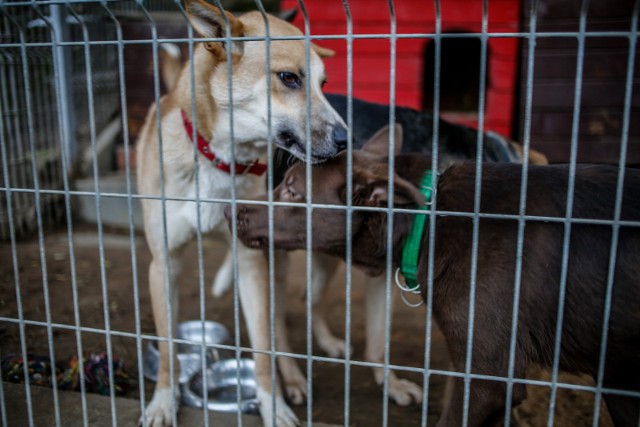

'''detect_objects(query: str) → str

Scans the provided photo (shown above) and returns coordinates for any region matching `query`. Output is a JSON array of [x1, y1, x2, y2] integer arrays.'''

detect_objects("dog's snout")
[[332, 126, 348, 152]]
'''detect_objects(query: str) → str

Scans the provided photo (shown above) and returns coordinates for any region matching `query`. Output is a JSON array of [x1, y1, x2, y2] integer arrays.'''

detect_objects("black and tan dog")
[[266, 97, 549, 405], [228, 125, 640, 426]]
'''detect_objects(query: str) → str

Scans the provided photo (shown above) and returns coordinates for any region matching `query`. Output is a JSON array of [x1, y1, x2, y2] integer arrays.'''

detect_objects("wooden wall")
[[282, 0, 521, 137], [517, 0, 639, 165]]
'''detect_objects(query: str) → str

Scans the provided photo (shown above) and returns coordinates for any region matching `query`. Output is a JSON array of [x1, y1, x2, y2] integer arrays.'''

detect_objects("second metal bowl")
[[143, 320, 232, 384]]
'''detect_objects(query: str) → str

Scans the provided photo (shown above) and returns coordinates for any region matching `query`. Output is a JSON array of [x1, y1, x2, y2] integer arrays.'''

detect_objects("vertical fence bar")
[[65, 5, 118, 425], [16, 8, 62, 426], [382, 2, 397, 426], [295, 1, 315, 424], [420, 0, 441, 425], [546, 1, 590, 425], [173, 1, 211, 424], [50, 4, 76, 167], [206, 0, 244, 425], [0, 365, 6, 427], [252, 1, 278, 426], [0, 139, 36, 425], [136, 2, 179, 425], [4, 23, 31, 238], [341, 1, 354, 425], [0, 37, 35, 427], [241, 0, 280, 423], [101, 2, 147, 424], [591, 2, 639, 425], [461, 1, 489, 425], [502, 1, 538, 425], [33, 4, 90, 425], [34, 17, 62, 227]]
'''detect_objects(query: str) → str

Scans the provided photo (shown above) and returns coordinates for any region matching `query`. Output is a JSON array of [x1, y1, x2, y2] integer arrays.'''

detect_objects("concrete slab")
[[3, 382, 338, 427], [74, 173, 144, 230]]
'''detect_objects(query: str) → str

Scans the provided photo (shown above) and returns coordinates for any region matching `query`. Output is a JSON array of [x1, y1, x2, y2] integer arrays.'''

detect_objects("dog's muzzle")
[[276, 124, 348, 163]]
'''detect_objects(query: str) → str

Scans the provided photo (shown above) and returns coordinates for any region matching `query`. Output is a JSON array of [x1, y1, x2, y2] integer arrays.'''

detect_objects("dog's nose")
[[332, 126, 348, 152]]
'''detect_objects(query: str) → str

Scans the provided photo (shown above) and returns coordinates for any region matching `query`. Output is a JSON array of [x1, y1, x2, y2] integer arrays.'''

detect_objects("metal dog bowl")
[[181, 358, 260, 415], [144, 321, 232, 384]]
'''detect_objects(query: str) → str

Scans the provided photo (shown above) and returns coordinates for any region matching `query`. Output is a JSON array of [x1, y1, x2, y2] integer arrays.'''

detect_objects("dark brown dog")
[[227, 125, 640, 426]]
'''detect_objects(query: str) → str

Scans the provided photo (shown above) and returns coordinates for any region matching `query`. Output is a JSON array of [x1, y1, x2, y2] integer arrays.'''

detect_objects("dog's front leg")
[[365, 274, 423, 406], [237, 245, 299, 427], [142, 253, 181, 427]]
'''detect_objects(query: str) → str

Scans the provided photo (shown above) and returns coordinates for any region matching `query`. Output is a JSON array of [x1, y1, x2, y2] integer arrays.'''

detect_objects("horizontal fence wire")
[[1, 0, 639, 426], [3, 186, 640, 228], [2, 315, 640, 399], [1, 30, 639, 49]]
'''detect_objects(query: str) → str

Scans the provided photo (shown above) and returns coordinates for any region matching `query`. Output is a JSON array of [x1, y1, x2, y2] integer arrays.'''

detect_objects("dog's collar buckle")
[[240, 158, 259, 175], [181, 110, 267, 177]]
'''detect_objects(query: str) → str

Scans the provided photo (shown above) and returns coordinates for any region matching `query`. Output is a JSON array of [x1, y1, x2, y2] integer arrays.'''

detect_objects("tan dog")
[[136, 1, 346, 425]]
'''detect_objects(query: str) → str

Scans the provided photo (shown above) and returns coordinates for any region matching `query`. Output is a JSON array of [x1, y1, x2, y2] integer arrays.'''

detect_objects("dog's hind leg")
[[311, 252, 352, 358], [436, 353, 526, 427], [602, 393, 640, 427], [237, 245, 299, 427], [211, 249, 233, 297], [142, 250, 182, 427], [436, 376, 522, 427], [273, 250, 308, 405], [366, 274, 423, 406], [601, 371, 640, 427]]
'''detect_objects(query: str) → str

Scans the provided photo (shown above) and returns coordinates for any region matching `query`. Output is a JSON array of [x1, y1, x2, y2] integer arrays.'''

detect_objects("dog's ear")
[[185, 0, 245, 58], [277, 8, 298, 23], [312, 43, 335, 58], [362, 124, 403, 157], [355, 175, 425, 207]]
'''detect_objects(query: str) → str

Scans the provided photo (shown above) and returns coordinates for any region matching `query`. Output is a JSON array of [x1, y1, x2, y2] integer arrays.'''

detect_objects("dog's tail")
[[211, 250, 233, 297], [159, 43, 182, 92], [526, 147, 549, 165], [485, 130, 549, 165]]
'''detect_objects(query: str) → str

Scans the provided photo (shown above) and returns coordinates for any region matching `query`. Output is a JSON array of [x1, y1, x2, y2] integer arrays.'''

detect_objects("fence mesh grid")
[[0, 0, 639, 426]]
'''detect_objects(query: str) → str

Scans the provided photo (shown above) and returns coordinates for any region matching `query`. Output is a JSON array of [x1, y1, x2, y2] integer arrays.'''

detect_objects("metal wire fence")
[[0, 0, 638, 426], [0, 2, 120, 238]]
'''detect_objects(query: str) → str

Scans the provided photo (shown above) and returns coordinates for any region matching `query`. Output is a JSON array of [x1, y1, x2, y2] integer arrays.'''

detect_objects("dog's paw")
[[278, 357, 308, 405], [140, 388, 179, 427], [257, 386, 300, 427], [317, 335, 352, 359], [284, 376, 308, 406], [387, 377, 422, 407]]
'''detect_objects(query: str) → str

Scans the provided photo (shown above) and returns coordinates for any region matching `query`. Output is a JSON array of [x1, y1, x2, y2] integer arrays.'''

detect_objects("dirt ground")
[[0, 224, 613, 426]]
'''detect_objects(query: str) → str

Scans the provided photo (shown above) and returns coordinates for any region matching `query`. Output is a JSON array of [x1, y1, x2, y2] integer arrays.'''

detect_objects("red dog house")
[[282, 0, 520, 137]]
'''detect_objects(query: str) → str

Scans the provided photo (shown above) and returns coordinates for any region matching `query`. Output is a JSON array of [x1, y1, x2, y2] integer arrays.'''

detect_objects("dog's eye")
[[278, 72, 301, 89]]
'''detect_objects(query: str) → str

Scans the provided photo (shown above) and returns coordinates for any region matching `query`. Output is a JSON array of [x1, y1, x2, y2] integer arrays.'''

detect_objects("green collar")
[[400, 170, 434, 291]]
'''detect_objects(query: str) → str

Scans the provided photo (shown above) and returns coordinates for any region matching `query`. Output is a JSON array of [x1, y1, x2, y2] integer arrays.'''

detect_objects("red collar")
[[181, 110, 267, 176]]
